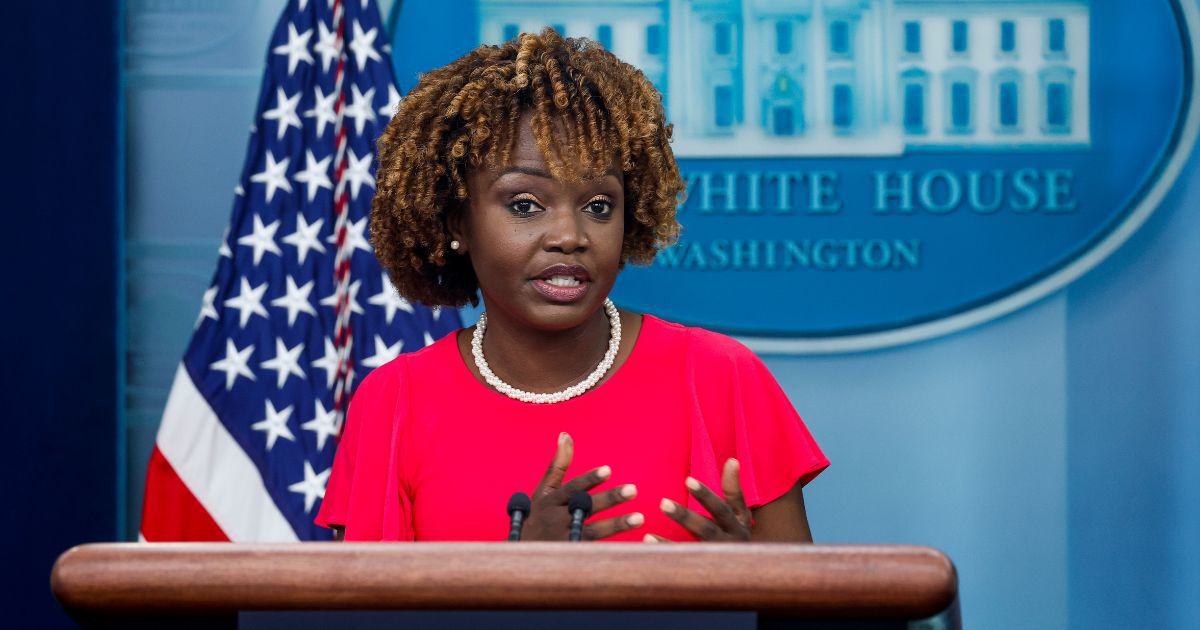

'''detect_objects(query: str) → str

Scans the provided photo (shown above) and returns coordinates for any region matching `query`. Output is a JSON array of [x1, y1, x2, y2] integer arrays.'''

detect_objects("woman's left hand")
[[652, 458, 752, 542]]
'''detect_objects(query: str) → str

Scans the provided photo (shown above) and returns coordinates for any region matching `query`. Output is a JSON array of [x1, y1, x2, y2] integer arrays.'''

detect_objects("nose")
[[542, 206, 590, 254]]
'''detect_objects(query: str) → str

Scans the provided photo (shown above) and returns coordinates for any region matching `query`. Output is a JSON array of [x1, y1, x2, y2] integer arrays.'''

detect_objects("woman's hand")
[[650, 458, 751, 542], [520, 432, 644, 541]]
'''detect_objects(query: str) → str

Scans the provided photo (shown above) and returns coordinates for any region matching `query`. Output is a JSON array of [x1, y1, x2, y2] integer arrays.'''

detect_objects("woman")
[[316, 29, 828, 542]]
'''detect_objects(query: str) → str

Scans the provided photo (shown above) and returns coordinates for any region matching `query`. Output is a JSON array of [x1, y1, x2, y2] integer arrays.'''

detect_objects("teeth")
[[545, 275, 582, 287]]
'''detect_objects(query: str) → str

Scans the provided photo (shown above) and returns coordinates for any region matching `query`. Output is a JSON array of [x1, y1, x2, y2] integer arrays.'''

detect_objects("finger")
[[721, 459, 752, 527], [590, 483, 636, 514], [660, 498, 723, 540], [560, 464, 612, 496], [581, 512, 645, 540], [536, 432, 574, 496], [643, 533, 672, 543], [685, 476, 743, 535]]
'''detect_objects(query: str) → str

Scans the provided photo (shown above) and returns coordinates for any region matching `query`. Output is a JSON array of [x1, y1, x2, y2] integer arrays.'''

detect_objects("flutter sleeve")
[[684, 328, 829, 511], [314, 358, 415, 541]]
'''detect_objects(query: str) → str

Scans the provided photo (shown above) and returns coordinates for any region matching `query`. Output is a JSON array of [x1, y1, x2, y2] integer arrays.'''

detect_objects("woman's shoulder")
[[642, 314, 760, 366]]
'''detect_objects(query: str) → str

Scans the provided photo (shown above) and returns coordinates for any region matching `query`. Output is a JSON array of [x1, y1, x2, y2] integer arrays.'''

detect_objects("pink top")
[[315, 315, 828, 541]]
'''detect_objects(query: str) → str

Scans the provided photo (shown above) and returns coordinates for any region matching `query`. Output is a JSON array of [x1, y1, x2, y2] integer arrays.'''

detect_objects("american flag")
[[140, 0, 458, 542]]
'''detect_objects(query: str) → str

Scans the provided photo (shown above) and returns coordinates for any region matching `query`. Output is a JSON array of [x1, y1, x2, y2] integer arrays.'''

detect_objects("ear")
[[446, 202, 469, 255]]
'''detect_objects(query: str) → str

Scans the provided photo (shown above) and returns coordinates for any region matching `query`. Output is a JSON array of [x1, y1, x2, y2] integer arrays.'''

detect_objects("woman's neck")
[[473, 304, 614, 394]]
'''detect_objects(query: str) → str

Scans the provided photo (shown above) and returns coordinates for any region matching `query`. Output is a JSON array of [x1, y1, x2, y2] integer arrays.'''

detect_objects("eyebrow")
[[490, 165, 622, 185]]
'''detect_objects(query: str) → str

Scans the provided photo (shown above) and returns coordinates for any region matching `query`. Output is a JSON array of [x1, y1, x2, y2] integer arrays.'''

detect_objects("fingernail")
[[728, 458, 739, 470], [643, 533, 658, 543], [620, 484, 637, 499], [660, 498, 676, 514], [626, 512, 645, 527], [685, 476, 701, 492], [597, 465, 612, 479], [559, 432, 570, 446]]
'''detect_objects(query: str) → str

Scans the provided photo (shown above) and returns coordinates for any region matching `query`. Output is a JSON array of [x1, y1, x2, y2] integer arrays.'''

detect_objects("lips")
[[531, 264, 592, 303]]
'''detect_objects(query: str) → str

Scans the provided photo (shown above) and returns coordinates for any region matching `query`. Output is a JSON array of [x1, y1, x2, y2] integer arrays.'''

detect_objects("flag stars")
[[261, 338, 307, 388], [343, 150, 375, 200], [327, 216, 372, 256], [312, 337, 342, 389], [237, 214, 283, 265], [250, 151, 293, 203], [224, 277, 270, 328], [281, 215, 326, 265], [361, 335, 403, 369], [301, 400, 340, 451], [196, 286, 219, 328], [313, 20, 340, 73], [293, 149, 333, 202], [210, 339, 256, 390], [348, 20, 382, 71], [272, 23, 314, 76], [379, 84, 403, 119], [304, 85, 338, 138], [271, 276, 318, 327], [368, 272, 413, 324], [320, 279, 365, 315], [289, 461, 331, 513], [344, 84, 377, 136], [262, 88, 302, 141], [251, 399, 296, 451]]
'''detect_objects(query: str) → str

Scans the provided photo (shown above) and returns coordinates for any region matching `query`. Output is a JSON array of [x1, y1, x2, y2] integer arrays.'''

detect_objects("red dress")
[[315, 315, 828, 541]]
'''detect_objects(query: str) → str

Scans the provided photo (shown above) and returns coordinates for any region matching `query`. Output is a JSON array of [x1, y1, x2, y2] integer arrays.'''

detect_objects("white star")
[[344, 84, 377, 136], [251, 399, 296, 451], [424, 331, 436, 347], [288, 461, 331, 513], [292, 149, 333, 201], [312, 337, 341, 389], [196, 286, 219, 328], [219, 227, 232, 258], [210, 339, 256, 390], [270, 276, 318, 326], [234, 184, 245, 197], [260, 338, 307, 388], [343, 150, 375, 200], [431, 306, 442, 321], [304, 85, 338, 138], [237, 214, 283, 265], [368, 272, 413, 324], [272, 23, 314, 76], [282, 214, 326, 264], [301, 400, 340, 450], [313, 20, 340, 73], [262, 87, 302, 141], [326, 216, 372, 256], [319, 279, 365, 315], [223, 277, 270, 328], [348, 20, 382, 71], [379, 84, 403, 119], [361, 335, 403, 368], [249, 151, 292, 202]]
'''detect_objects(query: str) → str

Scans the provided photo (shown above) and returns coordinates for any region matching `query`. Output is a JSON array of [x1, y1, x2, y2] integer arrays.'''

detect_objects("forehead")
[[479, 110, 621, 184]]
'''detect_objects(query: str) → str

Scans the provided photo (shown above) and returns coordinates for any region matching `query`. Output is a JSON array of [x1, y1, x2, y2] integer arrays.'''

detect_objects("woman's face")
[[456, 111, 625, 331]]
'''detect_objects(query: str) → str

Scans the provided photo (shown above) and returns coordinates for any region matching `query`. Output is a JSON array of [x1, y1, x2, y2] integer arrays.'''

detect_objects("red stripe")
[[140, 446, 230, 542]]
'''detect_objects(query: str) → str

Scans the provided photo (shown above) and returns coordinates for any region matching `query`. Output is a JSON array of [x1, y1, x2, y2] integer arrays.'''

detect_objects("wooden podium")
[[52, 543, 959, 629]]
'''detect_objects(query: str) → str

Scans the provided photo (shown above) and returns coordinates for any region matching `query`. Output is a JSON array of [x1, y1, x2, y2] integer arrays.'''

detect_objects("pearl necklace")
[[472, 299, 622, 404]]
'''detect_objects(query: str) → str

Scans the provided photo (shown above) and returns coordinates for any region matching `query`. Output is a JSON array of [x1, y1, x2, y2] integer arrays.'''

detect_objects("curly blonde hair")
[[370, 29, 685, 307]]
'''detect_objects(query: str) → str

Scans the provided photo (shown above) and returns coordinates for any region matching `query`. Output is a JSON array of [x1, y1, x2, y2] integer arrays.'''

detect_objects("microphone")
[[567, 491, 593, 542], [507, 492, 531, 542]]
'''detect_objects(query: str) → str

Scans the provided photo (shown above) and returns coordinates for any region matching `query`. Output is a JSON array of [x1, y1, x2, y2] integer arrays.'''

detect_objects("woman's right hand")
[[520, 432, 644, 541]]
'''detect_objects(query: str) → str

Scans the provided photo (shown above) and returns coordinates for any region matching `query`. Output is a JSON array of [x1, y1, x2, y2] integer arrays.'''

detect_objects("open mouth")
[[532, 264, 592, 303]]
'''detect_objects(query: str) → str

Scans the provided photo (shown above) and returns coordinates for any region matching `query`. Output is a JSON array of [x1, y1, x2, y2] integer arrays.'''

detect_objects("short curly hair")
[[370, 29, 685, 307]]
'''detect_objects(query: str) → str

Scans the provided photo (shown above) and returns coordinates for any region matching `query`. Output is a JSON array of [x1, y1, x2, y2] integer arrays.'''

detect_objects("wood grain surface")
[[51, 543, 956, 620]]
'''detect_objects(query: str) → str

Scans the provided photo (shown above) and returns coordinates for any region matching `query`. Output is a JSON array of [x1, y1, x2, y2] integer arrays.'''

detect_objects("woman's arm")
[[750, 480, 813, 542]]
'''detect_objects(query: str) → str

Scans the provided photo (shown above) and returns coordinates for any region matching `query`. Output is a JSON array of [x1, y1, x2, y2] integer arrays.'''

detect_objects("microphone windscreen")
[[567, 491, 593, 518], [507, 492, 532, 517]]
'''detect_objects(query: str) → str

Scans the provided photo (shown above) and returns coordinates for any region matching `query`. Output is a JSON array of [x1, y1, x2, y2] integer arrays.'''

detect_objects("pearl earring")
[[450, 240, 461, 251]]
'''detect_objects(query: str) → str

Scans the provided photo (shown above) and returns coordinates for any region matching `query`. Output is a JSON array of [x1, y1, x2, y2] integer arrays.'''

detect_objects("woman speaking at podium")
[[316, 30, 828, 543]]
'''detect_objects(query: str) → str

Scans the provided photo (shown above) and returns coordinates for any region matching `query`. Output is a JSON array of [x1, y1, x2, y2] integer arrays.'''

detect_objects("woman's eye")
[[508, 199, 539, 215], [587, 200, 614, 217]]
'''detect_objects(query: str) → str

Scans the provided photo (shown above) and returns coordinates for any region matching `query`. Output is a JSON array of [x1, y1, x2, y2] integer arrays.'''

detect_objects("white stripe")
[[155, 364, 299, 542]]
